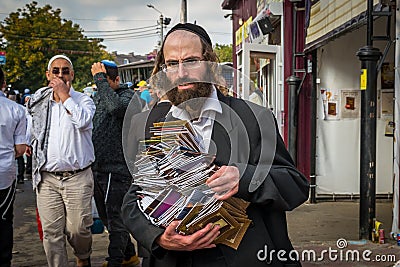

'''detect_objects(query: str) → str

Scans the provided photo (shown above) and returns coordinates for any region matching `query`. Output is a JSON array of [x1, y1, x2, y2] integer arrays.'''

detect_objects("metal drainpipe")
[[286, 0, 301, 164], [356, 0, 382, 240], [310, 50, 317, 204]]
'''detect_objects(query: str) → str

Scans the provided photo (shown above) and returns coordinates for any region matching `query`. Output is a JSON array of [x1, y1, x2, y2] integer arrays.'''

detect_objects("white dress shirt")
[[0, 91, 27, 189], [170, 87, 222, 153], [42, 88, 96, 172]]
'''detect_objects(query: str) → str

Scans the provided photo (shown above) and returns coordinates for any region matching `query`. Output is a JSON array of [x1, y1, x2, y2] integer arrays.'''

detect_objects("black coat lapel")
[[211, 91, 237, 166]]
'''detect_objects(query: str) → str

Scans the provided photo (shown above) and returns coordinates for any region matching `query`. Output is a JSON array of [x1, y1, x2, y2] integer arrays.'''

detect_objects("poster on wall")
[[380, 90, 394, 137], [380, 90, 394, 117], [381, 62, 394, 89], [320, 88, 340, 120], [340, 90, 360, 119]]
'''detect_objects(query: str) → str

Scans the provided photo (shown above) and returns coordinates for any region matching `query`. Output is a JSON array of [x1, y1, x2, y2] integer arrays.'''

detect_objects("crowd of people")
[[0, 23, 308, 267]]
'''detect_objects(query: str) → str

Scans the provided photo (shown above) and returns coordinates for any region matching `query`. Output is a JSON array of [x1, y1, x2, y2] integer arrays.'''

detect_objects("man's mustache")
[[169, 77, 208, 88]]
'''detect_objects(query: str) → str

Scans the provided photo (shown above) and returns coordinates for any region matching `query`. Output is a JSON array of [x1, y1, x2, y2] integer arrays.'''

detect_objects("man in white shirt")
[[0, 68, 27, 267], [27, 55, 96, 267]]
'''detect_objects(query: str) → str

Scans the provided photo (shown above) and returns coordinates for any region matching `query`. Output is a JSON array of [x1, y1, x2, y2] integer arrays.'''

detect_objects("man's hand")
[[25, 146, 32, 157], [15, 144, 26, 158], [91, 62, 106, 76], [206, 165, 239, 200], [49, 77, 70, 103], [156, 220, 220, 251]]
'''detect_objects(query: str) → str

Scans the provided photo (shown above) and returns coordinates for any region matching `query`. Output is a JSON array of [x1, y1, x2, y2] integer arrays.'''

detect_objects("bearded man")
[[122, 23, 309, 267]]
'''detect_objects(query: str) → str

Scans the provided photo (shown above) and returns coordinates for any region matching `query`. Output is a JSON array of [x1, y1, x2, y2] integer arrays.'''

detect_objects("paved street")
[[12, 180, 109, 267], [12, 179, 400, 267]]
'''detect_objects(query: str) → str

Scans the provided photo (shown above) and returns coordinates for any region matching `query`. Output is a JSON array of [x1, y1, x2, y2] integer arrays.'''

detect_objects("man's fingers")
[[215, 188, 236, 200], [195, 224, 220, 248], [165, 220, 180, 235], [91, 62, 105, 75], [206, 166, 226, 183]]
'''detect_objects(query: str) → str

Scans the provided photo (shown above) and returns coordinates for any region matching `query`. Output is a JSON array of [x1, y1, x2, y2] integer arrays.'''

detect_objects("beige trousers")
[[36, 167, 93, 267]]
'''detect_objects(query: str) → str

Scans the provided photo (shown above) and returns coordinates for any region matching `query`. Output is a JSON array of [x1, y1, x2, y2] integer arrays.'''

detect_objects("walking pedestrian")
[[91, 60, 142, 267], [0, 67, 27, 267], [6, 90, 26, 184], [27, 55, 96, 267]]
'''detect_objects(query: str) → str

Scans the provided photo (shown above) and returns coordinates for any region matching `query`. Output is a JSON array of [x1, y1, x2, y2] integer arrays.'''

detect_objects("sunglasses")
[[51, 67, 70, 75]]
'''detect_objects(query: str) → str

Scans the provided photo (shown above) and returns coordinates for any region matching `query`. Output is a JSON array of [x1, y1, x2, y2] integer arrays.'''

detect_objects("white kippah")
[[47, 55, 73, 70]]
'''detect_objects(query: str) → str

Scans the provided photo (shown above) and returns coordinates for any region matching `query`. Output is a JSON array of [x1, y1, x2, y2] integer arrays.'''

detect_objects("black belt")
[[48, 165, 91, 177]]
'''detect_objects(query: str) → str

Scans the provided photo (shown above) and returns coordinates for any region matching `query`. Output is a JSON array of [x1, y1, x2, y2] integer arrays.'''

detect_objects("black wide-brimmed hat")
[[165, 23, 212, 46]]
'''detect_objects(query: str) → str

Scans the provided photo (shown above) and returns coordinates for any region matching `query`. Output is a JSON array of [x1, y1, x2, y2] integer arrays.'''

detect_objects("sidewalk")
[[12, 181, 109, 267], [12, 180, 400, 266], [287, 200, 400, 266]]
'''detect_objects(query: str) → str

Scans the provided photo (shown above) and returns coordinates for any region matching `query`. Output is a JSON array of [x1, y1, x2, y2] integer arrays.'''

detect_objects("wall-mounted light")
[[224, 13, 243, 25]]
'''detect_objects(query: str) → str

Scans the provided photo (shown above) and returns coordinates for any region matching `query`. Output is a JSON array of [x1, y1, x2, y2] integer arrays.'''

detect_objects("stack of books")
[[133, 120, 251, 249]]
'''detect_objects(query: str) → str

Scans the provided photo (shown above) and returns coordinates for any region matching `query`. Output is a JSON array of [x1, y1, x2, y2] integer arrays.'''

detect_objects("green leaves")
[[214, 43, 233, 63], [0, 1, 110, 92]]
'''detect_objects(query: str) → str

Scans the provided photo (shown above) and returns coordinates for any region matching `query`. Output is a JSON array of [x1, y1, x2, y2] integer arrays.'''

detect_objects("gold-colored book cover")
[[134, 120, 252, 250]]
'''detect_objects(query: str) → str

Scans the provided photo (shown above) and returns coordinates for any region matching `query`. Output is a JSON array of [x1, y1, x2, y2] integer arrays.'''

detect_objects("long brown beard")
[[166, 82, 212, 118]]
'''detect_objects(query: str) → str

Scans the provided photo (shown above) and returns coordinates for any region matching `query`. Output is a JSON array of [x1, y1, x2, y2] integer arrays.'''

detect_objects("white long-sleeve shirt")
[[0, 91, 27, 189], [41, 88, 96, 172]]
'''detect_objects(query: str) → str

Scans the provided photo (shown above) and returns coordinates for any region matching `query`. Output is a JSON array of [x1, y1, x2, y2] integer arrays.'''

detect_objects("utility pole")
[[181, 0, 187, 23], [159, 14, 164, 46], [147, 4, 170, 47], [357, 0, 382, 240]]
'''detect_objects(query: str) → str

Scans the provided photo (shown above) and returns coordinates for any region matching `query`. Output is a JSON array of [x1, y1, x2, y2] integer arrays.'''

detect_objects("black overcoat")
[[122, 90, 309, 267]]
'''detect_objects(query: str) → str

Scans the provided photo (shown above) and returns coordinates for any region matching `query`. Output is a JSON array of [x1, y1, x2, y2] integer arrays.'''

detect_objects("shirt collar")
[[170, 86, 222, 121]]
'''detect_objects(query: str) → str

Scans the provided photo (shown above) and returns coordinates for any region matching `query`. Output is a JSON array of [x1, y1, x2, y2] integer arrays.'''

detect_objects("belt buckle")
[[62, 172, 70, 177]]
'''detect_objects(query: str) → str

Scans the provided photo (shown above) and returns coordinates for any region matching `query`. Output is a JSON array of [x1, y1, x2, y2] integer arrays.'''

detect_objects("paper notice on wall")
[[380, 90, 394, 118], [340, 90, 360, 119], [380, 90, 394, 137], [381, 62, 394, 89], [321, 88, 339, 120]]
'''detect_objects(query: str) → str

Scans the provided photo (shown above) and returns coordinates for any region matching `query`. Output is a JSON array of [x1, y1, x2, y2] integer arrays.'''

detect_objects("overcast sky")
[[1, 0, 233, 55]]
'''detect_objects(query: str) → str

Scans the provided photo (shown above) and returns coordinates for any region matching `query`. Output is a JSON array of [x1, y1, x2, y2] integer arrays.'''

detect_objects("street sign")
[[0, 51, 6, 65]]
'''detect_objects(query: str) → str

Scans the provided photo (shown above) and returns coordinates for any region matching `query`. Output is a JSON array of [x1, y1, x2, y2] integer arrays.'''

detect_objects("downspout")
[[310, 50, 317, 204], [286, 0, 302, 164]]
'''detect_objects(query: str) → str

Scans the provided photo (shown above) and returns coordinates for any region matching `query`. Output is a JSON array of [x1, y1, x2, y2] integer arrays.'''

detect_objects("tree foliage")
[[214, 43, 233, 63], [0, 1, 111, 92]]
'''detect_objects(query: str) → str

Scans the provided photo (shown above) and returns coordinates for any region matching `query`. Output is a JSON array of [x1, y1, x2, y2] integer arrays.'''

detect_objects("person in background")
[[124, 89, 172, 173], [0, 67, 27, 267], [122, 23, 309, 267], [27, 55, 95, 267], [6, 89, 16, 101], [91, 60, 142, 267], [249, 85, 263, 106], [137, 80, 152, 110], [21, 88, 31, 104], [6, 90, 26, 184]]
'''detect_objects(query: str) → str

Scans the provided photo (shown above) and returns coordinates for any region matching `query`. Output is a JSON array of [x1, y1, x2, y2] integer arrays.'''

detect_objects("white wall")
[[316, 17, 394, 195], [391, 0, 400, 235]]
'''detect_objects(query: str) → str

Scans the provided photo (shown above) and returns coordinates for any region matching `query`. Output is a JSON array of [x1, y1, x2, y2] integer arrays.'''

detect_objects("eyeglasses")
[[51, 67, 70, 75], [161, 58, 203, 73]]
